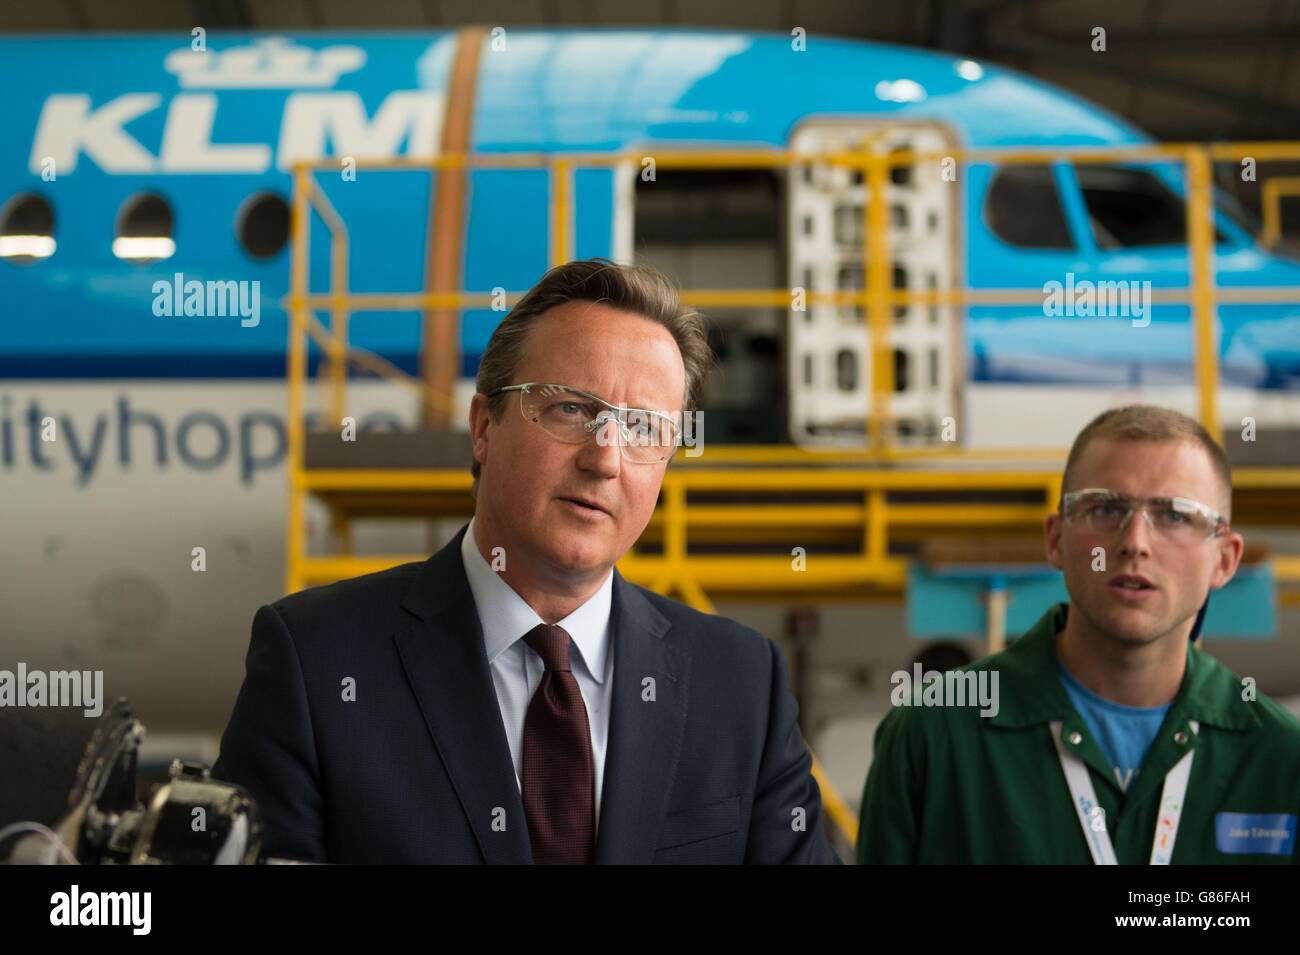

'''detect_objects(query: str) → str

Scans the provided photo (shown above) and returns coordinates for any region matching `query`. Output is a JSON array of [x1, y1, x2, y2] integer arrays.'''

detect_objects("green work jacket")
[[858, 603, 1300, 864]]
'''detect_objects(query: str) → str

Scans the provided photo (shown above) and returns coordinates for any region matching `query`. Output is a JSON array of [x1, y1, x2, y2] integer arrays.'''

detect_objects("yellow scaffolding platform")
[[284, 141, 1300, 851]]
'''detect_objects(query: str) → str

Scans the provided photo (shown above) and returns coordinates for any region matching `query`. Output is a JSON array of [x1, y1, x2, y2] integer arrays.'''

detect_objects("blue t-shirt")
[[1058, 663, 1170, 793]]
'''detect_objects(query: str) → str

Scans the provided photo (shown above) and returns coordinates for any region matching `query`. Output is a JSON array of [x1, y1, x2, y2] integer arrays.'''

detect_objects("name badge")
[[1214, 813, 1297, 856]]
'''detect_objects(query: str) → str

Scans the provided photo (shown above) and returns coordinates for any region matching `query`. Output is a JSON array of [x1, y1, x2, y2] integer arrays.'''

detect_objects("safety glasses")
[[1060, 488, 1228, 543], [487, 382, 679, 465]]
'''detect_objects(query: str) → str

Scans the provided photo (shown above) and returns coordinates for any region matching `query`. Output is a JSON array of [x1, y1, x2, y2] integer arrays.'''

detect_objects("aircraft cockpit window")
[[1076, 165, 1228, 249], [1077, 165, 1187, 248], [0, 193, 56, 262], [984, 165, 1073, 249], [238, 192, 290, 260], [114, 193, 175, 261]]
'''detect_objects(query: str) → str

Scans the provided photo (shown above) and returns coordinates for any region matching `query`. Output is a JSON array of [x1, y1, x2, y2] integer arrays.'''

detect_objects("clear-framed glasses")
[[1060, 488, 1228, 543], [487, 382, 680, 465]]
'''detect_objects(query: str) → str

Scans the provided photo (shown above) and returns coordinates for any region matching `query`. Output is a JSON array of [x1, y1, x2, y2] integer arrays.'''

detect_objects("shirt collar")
[[988, 602, 1260, 732], [459, 517, 613, 683]]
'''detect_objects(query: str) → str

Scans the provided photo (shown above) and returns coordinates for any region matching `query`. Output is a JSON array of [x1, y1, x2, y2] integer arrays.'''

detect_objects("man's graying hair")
[[471, 258, 715, 484]]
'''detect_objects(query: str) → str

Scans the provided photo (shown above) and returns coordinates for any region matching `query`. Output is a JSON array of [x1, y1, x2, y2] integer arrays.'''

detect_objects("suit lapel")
[[595, 571, 690, 864], [393, 523, 531, 863]]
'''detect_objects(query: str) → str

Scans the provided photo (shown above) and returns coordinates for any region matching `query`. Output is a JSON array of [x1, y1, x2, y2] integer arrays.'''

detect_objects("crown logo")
[[164, 37, 366, 89]]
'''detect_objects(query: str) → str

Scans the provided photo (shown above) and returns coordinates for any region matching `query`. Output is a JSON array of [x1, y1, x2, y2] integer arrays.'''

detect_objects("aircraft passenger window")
[[114, 193, 174, 261], [238, 192, 290, 259], [0, 193, 56, 262], [984, 165, 1073, 249]]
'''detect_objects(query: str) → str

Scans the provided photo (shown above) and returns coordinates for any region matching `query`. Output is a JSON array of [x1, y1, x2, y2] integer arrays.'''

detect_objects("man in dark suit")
[[214, 259, 837, 864]]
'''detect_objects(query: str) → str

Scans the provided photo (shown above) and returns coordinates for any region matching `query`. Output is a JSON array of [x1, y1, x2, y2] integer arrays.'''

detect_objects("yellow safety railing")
[[287, 142, 1300, 464], [285, 141, 1300, 599], [1261, 176, 1300, 248], [286, 142, 1300, 853]]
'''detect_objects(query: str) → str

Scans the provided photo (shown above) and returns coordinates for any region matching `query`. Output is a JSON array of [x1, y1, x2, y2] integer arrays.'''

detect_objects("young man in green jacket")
[[858, 404, 1300, 864]]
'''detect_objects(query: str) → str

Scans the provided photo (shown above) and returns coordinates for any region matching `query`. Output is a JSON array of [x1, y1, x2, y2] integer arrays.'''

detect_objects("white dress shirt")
[[459, 516, 614, 829]]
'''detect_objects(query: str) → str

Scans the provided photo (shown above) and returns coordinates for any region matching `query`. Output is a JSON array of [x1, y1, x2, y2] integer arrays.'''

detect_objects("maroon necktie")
[[521, 623, 595, 864]]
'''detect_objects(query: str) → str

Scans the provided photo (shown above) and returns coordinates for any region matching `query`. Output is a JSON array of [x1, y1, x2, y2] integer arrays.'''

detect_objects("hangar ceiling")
[[3, 0, 1297, 140]]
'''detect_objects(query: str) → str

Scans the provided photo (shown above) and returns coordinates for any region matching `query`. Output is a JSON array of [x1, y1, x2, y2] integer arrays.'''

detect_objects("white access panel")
[[787, 121, 963, 447]]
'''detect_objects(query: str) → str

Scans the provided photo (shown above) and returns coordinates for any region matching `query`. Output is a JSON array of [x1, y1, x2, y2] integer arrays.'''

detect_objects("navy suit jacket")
[[213, 523, 838, 864]]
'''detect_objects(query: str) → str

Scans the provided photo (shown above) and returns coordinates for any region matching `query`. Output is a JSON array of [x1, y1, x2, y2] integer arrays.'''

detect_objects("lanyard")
[[1050, 719, 1199, 865]]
